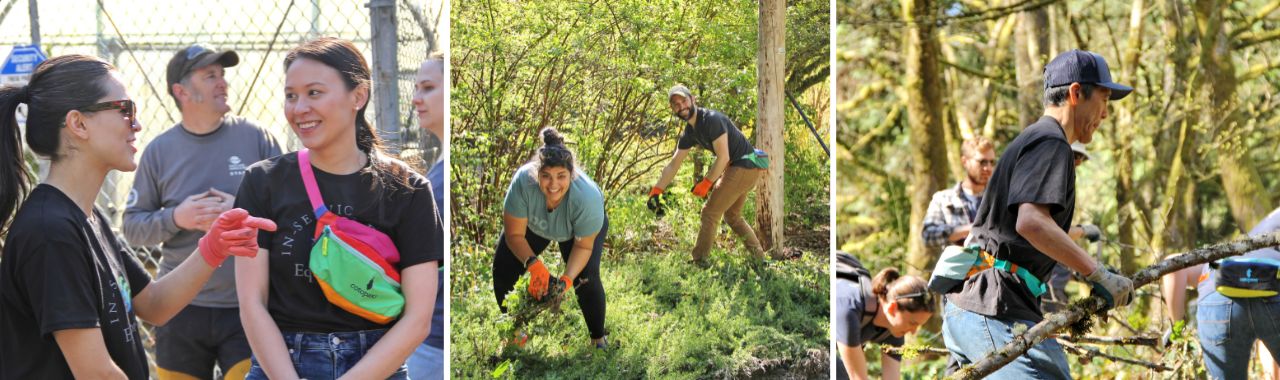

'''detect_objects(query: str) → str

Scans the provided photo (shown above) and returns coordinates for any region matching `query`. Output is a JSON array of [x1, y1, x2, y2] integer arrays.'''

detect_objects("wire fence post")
[[368, 0, 400, 152], [26, 0, 37, 46]]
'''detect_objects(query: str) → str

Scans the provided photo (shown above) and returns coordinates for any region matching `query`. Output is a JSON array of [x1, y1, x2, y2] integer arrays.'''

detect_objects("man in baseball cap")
[[939, 49, 1133, 379], [125, 44, 282, 380], [166, 44, 239, 106], [647, 84, 772, 266]]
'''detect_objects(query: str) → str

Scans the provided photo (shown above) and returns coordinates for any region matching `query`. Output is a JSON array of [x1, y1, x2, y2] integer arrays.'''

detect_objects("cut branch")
[[1060, 341, 1173, 371], [1061, 334, 1159, 347], [949, 232, 1280, 379], [881, 346, 951, 357]]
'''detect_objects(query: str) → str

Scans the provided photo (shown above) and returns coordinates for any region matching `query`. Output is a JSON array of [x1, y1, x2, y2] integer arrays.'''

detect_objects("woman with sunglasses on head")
[[492, 127, 609, 349], [834, 252, 936, 380], [0, 55, 274, 379], [234, 37, 442, 379]]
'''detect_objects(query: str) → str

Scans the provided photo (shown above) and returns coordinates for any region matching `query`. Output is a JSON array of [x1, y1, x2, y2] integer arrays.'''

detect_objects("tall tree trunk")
[[903, 0, 949, 275], [1113, 0, 1145, 274], [756, 0, 786, 257], [1154, 0, 1197, 257], [1195, 0, 1273, 230], [1013, 8, 1049, 127]]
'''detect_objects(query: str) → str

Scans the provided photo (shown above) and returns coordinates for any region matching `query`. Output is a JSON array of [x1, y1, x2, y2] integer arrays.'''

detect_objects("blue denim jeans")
[[942, 302, 1071, 380], [245, 329, 408, 380], [406, 342, 443, 380], [1196, 292, 1280, 380]]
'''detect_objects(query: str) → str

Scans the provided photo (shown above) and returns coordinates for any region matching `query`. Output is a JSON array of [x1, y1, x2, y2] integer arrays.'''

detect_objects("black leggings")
[[492, 217, 608, 339]]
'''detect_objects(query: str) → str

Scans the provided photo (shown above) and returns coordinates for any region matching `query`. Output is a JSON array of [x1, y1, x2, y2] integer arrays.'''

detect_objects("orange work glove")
[[198, 208, 278, 267], [559, 275, 574, 296], [527, 258, 550, 300], [690, 178, 714, 198], [647, 187, 665, 216]]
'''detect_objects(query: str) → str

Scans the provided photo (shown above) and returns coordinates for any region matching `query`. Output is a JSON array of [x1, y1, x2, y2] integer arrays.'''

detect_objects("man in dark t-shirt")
[[647, 85, 770, 265], [940, 50, 1135, 380]]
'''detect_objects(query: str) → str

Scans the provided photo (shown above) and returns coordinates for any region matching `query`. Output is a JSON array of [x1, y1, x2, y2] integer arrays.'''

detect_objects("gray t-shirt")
[[502, 164, 605, 242], [1197, 207, 1280, 300], [123, 115, 283, 308]]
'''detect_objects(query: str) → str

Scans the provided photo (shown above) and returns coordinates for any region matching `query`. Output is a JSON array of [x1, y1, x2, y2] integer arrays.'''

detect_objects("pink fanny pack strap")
[[297, 149, 327, 215]]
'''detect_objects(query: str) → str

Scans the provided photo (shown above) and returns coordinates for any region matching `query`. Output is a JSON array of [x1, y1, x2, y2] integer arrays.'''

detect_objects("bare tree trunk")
[[903, 0, 949, 275], [755, 0, 786, 257], [1113, 0, 1145, 274], [1195, 0, 1274, 230], [1013, 7, 1049, 127], [1153, 0, 1197, 257]]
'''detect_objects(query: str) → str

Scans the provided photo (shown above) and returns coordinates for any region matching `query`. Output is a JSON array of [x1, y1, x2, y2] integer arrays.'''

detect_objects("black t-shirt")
[[236, 152, 443, 332], [947, 116, 1076, 323], [677, 108, 758, 169], [1, 185, 152, 379]]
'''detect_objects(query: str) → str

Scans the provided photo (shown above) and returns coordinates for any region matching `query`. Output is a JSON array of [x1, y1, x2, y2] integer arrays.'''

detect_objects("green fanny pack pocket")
[[740, 149, 770, 169], [1212, 257, 1280, 298]]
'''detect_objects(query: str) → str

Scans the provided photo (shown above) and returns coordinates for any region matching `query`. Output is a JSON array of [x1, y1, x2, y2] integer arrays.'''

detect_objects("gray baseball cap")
[[1043, 49, 1131, 100], [166, 44, 239, 96], [668, 85, 693, 100]]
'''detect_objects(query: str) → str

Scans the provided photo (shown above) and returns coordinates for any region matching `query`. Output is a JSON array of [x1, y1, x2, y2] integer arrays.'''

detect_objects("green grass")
[[450, 194, 830, 379]]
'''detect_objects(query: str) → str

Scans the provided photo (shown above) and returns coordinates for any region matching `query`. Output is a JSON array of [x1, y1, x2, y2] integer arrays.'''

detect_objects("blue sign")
[[1, 44, 47, 76]]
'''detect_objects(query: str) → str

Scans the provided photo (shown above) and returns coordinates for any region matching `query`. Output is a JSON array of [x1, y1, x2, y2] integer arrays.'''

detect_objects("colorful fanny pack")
[[1210, 257, 1280, 298], [929, 244, 1047, 297], [298, 149, 405, 324], [740, 148, 770, 169]]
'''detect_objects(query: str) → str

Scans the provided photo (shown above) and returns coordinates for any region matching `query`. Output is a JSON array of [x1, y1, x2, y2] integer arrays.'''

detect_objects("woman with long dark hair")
[[493, 127, 609, 348], [0, 55, 272, 379], [234, 37, 442, 379]]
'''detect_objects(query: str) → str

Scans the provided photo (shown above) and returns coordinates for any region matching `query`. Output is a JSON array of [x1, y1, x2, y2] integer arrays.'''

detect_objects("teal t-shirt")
[[503, 164, 605, 241]]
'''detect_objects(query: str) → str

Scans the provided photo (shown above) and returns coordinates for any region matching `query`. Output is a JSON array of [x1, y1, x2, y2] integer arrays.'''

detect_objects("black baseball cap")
[[1043, 49, 1131, 100], [166, 44, 239, 96]]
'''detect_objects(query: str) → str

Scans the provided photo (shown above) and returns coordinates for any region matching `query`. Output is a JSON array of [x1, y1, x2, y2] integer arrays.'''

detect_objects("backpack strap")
[[859, 274, 878, 329], [296, 149, 328, 217]]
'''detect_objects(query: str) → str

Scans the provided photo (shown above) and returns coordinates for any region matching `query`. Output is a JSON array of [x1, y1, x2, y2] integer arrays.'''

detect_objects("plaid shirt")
[[922, 182, 982, 249]]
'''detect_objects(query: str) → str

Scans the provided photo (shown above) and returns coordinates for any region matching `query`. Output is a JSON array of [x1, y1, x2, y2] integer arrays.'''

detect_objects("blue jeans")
[[1197, 292, 1280, 380], [942, 302, 1071, 380], [245, 329, 408, 380], [406, 343, 443, 380]]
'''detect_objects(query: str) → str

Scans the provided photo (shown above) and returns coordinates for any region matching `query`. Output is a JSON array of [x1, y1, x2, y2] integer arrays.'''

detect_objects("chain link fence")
[[0, 0, 443, 372]]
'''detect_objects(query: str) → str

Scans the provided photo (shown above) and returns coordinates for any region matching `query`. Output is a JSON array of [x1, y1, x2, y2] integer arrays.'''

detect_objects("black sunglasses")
[[78, 99, 136, 125]]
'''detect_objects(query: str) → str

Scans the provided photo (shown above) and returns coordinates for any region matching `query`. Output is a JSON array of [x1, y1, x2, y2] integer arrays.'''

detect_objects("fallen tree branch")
[[950, 232, 1280, 379], [1060, 341, 1172, 371], [881, 346, 951, 357], [1061, 334, 1159, 347]]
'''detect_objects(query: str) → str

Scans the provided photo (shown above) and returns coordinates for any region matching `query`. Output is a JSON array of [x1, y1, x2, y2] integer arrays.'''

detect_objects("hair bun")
[[540, 127, 565, 147]]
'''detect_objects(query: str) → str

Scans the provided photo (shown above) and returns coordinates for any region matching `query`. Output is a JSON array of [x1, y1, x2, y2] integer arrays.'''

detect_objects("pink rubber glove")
[[198, 208, 278, 267]]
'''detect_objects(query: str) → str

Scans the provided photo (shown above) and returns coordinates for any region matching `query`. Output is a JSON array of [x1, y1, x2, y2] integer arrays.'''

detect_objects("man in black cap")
[[939, 49, 1134, 379], [124, 44, 282, 380]]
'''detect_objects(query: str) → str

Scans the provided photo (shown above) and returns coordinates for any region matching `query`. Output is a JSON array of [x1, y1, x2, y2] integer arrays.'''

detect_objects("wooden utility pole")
[[756, 0, 786, 258]]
